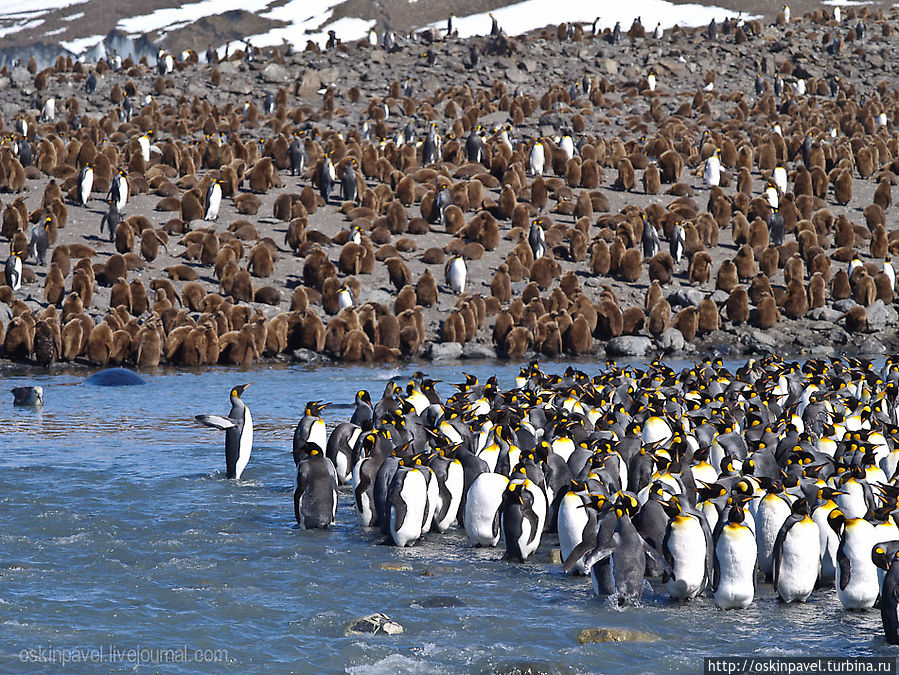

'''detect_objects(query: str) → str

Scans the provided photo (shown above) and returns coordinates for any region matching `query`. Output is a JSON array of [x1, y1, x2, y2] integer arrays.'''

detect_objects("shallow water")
[[0, 361, 895, 674]]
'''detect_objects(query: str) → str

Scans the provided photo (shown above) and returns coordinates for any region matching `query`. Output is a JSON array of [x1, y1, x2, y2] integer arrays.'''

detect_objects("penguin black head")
[[305, 400, 329, 416], [872, 541, 899, 571], [827, 508, 847, 535], [357, 390, 371, 406], [231, 383, 252, 398]]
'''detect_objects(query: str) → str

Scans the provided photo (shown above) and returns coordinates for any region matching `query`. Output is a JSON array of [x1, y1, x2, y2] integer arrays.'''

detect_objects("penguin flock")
[[1, 6, 899, 368], [201, 355, 899, 644]]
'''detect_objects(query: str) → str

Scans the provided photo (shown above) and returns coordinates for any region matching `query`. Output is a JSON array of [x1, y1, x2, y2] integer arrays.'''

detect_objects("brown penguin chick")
[[375, 312, 401, 350], [114, 221, 134, 254], [809, 272, 826, 309], [674, 306, 698, 341], [109, 279, 132, 312], [135, 322, 163, 367], [648, 299, 671, 337], [831, 268, 851, 300], [782, 279, 809, 319], [748, 217, 769, 251], [248, 157, 277, 193], [726, 286, 750, 325], [290, 286, 309, 312], [758, 246, 779, 278], [871, 225, 889, 259], [590, 240, 611, 276], [182, 281, 207, 311], [130, 279, 149, 315], [4, 313, 35, 361], [643, 164, 661, 195], [500, 325, 529, 359], [164, 264, 198, 282], [248, 243, 274, 278], [341, 329, 374, 362], [853, 271, 876, 306], [394, 285, 416, 315], [874, 179, 892, 211], [696, 298, 720, 335], [844, 305, 868, 333], [614, 158, 636, 191], [876, 272, 894, 303], [44, 262, 65, 305], [688, 252, 712, 284], [595, 297, 623, 339], [617, 248, 642, 282], [416, 269, 438, 307], [32, 319, 59, 366], [71, 269, 94, 307], [385, 257, 412, 291], [621, 306, 645, 335], [754, 293, 780, 329], [645, 280, 663, 311], [180, 190, 204, 222], [563, 315, 592, 354], [658, 150, 683, 183], [530, 256, 560, 289], [50, 245, 71, 277], [86, 321, 114, 365], [783, 254, 806, 285], [716, 260, 739, 292], [734, 245, 757, 281], [229, 269, 254, 303], [490, 264, 512, 303], [832, 169, 852, 205], [141, 229, 164, 262], [531, 176, 548, 211], [647, 252, 674, 284]]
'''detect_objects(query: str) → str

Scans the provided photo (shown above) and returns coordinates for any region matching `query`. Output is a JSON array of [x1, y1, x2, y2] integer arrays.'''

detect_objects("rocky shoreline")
[[1, 5, 899, 370]]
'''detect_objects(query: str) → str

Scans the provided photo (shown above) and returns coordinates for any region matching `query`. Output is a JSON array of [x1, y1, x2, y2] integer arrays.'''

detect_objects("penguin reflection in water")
[[195, 383, 253, 479]]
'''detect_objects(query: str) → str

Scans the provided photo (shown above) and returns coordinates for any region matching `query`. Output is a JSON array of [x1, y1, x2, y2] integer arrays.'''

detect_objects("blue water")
[[0, 361, 894, 674]]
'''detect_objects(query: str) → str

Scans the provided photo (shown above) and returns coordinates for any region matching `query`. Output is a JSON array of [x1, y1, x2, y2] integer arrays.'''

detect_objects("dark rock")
[[343, 613, 403, 636], [606, 336, 654, 356], [577, 627, 660, 643]]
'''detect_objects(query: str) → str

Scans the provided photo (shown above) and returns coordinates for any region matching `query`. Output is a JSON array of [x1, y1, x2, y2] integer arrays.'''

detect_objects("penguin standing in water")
[[293, 401, 329, 465], [661, 496, 712, 601], [558, 489, 603, 575], [445, 255, 467, 294], [29, 217, 50, 266], [294, 443, 338, 529], [319, 154, 335, 203], [350, 390, 373, 430], [195, 383, 253, 479], [829, 509, 880, 609], [204, 179, 222, 221], [289, 134, 308, 176], [108, 169, 128, 212], [5, 250, 22, 290], [77, 163, 94, 206], [501, 479, 545, 561], [713, 500, 757, 609], [388, 460, 431, 547], [772, 498, 821, 602], [872, 540, 899, 645], [465, 471, 510, 546]]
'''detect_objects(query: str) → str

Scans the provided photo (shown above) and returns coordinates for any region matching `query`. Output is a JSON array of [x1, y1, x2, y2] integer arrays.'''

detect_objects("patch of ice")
[[0, 18, 43, 39], [62, 11, 84, 21], [0, 0, 87, 20], [59, 33, 103, 53], [44, 26, 66, 36], [424, 0, 742, 39], [825, 0, 871, 5]]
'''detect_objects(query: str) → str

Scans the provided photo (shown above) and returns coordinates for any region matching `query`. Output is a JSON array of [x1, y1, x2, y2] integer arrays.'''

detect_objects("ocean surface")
[[0, 360, 893, 674]]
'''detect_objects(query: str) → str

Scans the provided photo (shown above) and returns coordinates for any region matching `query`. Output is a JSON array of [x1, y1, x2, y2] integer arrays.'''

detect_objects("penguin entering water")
[[195, 383, 253, 479], [108, 170, 129, 212], [5, 250, 22, 290], [11, 386, 43, 407], [872, 540, 899, 644], [772, 498, 821, 602], [294, 443, 338, 529], [204, 179, 222, 221]]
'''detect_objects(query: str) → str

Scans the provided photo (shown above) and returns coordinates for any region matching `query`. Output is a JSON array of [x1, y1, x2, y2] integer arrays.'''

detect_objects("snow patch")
[[59, 34, 103, 53], [117, 0, 275, 35], [0, 18, 43, 38]]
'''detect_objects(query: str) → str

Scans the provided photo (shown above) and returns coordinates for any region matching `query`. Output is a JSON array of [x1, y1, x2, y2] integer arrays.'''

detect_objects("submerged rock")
[[576, 627, 660, 643], [343, 613, 404, 636]]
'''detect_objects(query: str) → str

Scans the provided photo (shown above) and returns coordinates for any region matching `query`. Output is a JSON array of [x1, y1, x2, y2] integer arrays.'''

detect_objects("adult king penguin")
[[108, 169, 128, 212], [204, 179, 222, 221], [445, 255, 467, 294], [293, 401, 329, 465], [661, 496, 712, 601], [77, 163, 94, 206], [294, 443, 338, 529], [713, 499, 757, 609], [829, 509, 880, 609], [196, 383, 253, 479], [5, 250, 22, 290], [772, 498, 821, 602], [872, 540, 899, 644]]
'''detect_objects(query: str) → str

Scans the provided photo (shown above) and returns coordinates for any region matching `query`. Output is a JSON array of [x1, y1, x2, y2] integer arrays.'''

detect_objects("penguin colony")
[[219, 355, 899, 643], [0, 7, 899, 366]]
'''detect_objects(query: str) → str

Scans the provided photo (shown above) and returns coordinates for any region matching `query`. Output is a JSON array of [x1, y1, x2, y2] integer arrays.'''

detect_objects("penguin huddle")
[[197, 356, 899, 644]]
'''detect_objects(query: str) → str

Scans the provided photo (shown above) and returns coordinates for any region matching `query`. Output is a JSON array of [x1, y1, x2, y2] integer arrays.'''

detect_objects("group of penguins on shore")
[[198, 355, 899, 643]]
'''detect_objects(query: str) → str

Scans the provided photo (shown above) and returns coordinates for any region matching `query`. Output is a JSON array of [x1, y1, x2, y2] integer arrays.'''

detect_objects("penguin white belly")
[[434, 460, 464, 532], [522, 480, 547, 533], [875, 522, 899, 586], [813, 507, 839, 582], [715, 525, 757, 609], [477, 447, 499, 472], [755, 498, 790, 576], [550, 437, 575, 462], [837, 524, 879, 609], [666, 519, 707, 600], [390, 469, 427, 547], [423, 470, 439, 533], [352, 458, 376, 527], [776, 521, 820, 602], [836, 485, 868, 519], [701, 502, 719, 533], [557, 494, 589, 574], [465, 472, 509, 547], [234, 408, 253, 480]]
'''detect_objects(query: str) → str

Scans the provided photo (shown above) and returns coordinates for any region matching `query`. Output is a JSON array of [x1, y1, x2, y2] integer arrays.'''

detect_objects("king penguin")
[[388, 460, 431, 547], [445, 255, 467, 294], [289, 133, 308, 176], [5, 250, 22, 290], [29, 217, 50, 266], [829, 508, 880, 609], [108, 169, 128, 212], [872, 540, 899, 644], [465, 471, 510, 546], [661, 496, 712, 600], [529, 138, 545, 176], [529, 218, 546, 260], [204, 179, 222, 221], [294, 443, 338, 528], [77, 163, 94, 206], [713, 499, 757, 609], [772, 498, 821, 602], [670, 221, 685, 264], [195, 383, 253, 479], [101, 200, 123, 243], [703, 149, 722, 188], [500, 479, 542, 561], [293, 401, 329, 465], [319, 154, 335, 203]]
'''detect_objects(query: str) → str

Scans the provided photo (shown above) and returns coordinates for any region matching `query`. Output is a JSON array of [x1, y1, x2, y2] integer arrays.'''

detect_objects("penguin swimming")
[[196, 383, 254, 479], [294, 443, 338, 529]]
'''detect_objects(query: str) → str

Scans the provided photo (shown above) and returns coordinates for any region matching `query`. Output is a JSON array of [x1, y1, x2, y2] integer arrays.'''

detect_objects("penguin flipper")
[[563, 538, 595, 573], [389, 486, 407, 534], [643, 538, 671, 575], [838, 553, 851, 591], [583, 546, 614, 570], [195, 414, 237, 430], [524, 507, 540, 545]]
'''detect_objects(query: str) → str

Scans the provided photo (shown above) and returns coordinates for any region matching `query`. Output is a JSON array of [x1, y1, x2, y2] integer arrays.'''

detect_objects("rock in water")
[[576, 628, 660, 643], [83, 368, 147, 386], [343, 613, 404, 636]]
